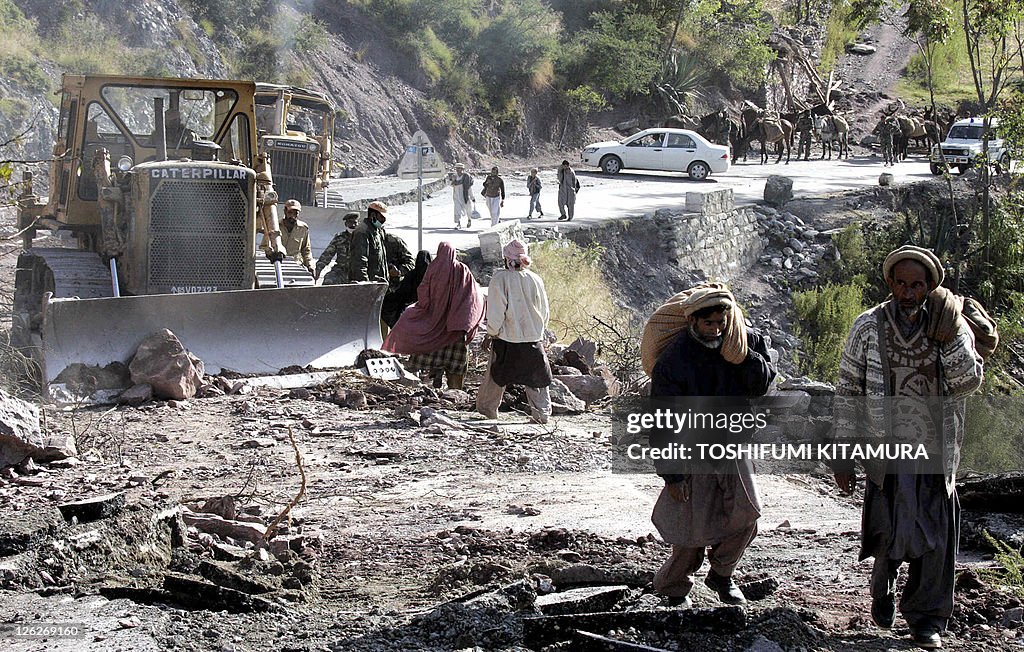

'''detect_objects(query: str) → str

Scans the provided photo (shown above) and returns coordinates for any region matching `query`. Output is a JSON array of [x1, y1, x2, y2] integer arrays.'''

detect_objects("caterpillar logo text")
[[151, 168, 249, 180]]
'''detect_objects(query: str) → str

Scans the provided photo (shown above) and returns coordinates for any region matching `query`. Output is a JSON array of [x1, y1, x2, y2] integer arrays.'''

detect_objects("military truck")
[[14, 74, 385, 399]]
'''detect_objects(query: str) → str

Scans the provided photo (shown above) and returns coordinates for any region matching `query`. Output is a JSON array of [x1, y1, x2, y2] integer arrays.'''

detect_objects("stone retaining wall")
[[563, 188, 764, 282]]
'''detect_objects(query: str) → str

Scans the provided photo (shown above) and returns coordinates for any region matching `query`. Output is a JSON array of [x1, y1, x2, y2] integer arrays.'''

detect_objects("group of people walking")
[[646, 245, 985, 650], [450, 159, 581, 227]]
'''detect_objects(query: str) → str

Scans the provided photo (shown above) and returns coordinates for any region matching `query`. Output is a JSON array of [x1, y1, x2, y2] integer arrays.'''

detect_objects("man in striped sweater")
[[833, 245, 984, 650]]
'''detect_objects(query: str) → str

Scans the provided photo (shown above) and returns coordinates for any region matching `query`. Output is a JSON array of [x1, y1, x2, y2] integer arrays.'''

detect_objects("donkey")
[[738, 118, 793, 164], [813, 115, 850, 159]]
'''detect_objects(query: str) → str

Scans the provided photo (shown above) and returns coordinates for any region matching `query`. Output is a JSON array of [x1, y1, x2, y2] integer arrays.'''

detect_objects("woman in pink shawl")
[[382, 241, 484, 389]]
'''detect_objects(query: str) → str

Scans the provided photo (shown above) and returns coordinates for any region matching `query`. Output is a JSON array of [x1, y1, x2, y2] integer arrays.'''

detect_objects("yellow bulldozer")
[[254, 82, 335, 207], [14, 74, 386, 399]]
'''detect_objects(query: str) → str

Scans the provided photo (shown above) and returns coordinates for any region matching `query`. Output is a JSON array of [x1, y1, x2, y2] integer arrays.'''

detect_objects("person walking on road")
[[450, 162, 474, 229], [482, 166, 506, 226], [643, 284, 776, 609], [476, 239, 553, 424], [557, 160, 579, 221], [526, 168, 543, 219]]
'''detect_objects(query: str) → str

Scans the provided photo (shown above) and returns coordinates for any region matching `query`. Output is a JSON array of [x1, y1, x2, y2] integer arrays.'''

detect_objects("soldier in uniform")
[[880, 116, 901, 167], [314, 212, 360, 284], [795, 110, 814, 161]]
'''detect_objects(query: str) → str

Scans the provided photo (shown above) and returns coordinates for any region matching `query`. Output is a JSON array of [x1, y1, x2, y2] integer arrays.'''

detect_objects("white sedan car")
[[581, 128, 731, 180]]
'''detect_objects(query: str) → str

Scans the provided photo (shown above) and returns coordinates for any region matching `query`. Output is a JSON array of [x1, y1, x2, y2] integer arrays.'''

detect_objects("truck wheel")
[[929, 163, 943, 175], [997, 153, 1011, 174]]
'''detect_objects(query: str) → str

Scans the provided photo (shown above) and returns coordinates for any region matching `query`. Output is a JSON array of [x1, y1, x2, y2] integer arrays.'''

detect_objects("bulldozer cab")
[[42, 75, 257, 239], [254, 83, 335, 206]]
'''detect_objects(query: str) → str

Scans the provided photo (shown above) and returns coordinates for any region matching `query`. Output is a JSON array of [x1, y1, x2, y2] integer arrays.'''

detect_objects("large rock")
[[0, 388, 75, 467], [479, 221, 526, 263], [548, 379, 586, 414], [764, 176, 793, 207], [129, 329, 205, 400], [553, 374, 611, 405]]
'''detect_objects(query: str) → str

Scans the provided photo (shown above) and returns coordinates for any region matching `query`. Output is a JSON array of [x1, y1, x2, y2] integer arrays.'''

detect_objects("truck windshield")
[[100, 85, 238, 144], [948, 125, 986, 140]]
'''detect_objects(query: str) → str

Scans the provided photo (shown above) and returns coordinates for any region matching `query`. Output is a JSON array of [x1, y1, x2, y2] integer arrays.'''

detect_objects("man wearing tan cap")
[[450, 163, 474, 229], [280, 199, 314, 276], [833, 245, 984, 649]]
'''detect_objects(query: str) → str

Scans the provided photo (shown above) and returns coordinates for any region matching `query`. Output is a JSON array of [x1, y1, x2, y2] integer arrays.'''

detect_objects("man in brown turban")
[[646, 285, 775, 608]]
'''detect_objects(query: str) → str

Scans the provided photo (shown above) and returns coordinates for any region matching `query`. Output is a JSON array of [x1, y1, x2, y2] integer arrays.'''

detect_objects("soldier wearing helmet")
[[280, 199, 314, 275]]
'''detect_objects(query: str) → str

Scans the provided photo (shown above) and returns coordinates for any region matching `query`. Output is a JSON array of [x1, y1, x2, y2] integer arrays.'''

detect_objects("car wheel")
[[929, 163, 943, 175], [687, 161, 710, 181], [957, 164, 969, 174], [997, 153, 1011, 174], [600, 155, 623, 174]]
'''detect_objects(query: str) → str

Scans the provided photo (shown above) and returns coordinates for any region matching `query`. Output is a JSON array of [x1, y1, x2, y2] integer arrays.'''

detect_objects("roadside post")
[[397, 130, 445, 251]]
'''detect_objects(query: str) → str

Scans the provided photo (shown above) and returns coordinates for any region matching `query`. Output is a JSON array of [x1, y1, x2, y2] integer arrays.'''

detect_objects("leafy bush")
[[473, 0, 560, 98], [180, 0, 275, 34], [792, 282, 867, 382], [820, 0, 860, 72], [977, 531, 1024, 597], [531, 240, 643, 383], [564, 11, 662, 99], [563, 85, 608, 115], [687, 0, 775, 92]]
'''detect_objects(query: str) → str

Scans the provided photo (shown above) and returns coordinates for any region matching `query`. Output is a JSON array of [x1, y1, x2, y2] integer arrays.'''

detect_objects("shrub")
[[294, 15, 328, 56], [977, 531, 1024, 597], [473, 0, 560, 98], [564, 10, 662, 99], [792, 282, 867, 382], [233, 27, 284, 82], [820, 0, 861, 73], [531, 240, 643, 383]]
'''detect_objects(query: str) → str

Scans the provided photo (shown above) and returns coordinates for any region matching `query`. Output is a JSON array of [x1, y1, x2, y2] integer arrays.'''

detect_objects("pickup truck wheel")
[[957, 164, 970, 174], [997, 153, 1011, 174], [929, 163, 943, 175]]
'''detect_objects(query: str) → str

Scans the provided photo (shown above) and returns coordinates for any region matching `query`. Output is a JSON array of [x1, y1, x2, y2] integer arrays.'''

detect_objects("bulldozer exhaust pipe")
[[154, 97, 167, 161]]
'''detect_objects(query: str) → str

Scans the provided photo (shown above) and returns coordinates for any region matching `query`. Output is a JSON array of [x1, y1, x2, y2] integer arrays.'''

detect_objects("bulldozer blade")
[[38, 282, 388, 386]]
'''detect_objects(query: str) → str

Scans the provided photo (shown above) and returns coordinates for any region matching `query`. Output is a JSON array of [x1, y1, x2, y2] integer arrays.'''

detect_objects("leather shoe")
[[911, 627, 942, 649], [665, 595, 691, 608], [703, 571, 746, 605], [871, 593, 896, 629]]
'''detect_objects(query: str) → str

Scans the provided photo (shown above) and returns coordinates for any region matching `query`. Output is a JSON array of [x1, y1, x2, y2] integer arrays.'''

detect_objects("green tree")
[[474, 0, 560, 97], [567, 11, 662, 99]]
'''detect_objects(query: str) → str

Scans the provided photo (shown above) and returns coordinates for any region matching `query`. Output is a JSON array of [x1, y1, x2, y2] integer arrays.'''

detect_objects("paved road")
[[306, 151, 936, 261]]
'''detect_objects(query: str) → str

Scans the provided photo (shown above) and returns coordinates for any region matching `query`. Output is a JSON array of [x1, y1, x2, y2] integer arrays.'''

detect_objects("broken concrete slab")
[[182, 512, 267, 545], [0, 388, 75, 467], [535, 585, 631, 615], [522, 607, 746, 648], [57, 492, 126, 523], [546, 563, 653, 589], [0, 509, 63, 556], [575, 630, 675, 651], [163, 574, 280, 612], [479, 221, 526, 263], [197, 559, 275, 594], [129, 329, 204, 400]]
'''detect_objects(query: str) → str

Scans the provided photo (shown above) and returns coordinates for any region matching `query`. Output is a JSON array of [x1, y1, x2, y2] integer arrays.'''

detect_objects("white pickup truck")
[[930, 117, 1012, 174]]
